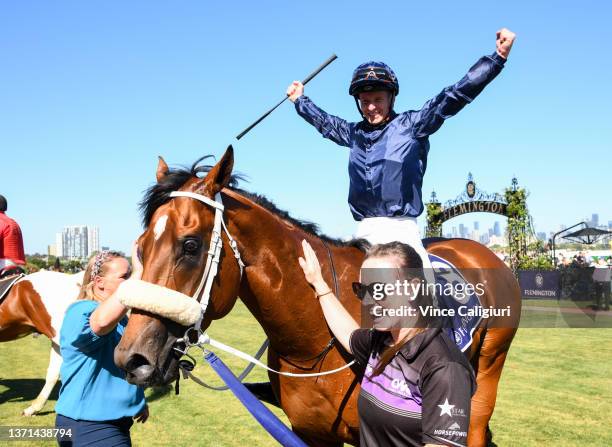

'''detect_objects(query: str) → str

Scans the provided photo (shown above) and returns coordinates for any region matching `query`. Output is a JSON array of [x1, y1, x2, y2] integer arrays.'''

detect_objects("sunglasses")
[[352, 282, 386, 300]]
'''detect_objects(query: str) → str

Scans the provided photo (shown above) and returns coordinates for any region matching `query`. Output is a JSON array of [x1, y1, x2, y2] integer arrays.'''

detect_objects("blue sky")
[[1, 1, 610, 254]]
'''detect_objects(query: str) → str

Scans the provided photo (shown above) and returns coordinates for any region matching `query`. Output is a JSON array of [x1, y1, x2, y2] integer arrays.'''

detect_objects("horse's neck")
[[226, 195, 344, 359]]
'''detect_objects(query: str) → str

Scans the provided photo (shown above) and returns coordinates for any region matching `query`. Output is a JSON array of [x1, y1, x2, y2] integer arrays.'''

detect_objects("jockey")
[[0, 194, 26, 278], [287, 29, 516, 276]]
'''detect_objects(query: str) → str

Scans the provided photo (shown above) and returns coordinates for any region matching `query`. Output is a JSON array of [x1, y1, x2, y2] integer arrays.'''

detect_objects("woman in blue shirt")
[[287, 29, 515, 275], [55, 247, 147, 446]]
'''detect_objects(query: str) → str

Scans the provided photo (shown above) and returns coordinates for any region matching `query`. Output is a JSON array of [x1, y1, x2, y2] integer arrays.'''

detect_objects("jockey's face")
[[358, 90, 393, 125], [94, 257, 131, 300]]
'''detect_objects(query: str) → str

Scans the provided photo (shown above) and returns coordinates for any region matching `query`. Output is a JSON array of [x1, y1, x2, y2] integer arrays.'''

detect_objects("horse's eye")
[[183, 239, 200, 255]]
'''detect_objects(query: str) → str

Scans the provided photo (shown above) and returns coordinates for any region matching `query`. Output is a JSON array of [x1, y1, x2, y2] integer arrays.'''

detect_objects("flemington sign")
[[425, 173, 532, 270], [518, 270, 561, 298], [426, 173, 513, 231], [442, 200, 508, 221]]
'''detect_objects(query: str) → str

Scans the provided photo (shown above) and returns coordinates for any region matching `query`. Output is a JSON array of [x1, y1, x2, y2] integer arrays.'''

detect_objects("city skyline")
[[30, 209, 610, 257], [2, 2, 610, 255], [49, 225, 100, 260]]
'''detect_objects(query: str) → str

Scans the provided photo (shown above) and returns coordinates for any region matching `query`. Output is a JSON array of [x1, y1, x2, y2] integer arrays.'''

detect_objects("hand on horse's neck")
[[223, 192, 350, 358]]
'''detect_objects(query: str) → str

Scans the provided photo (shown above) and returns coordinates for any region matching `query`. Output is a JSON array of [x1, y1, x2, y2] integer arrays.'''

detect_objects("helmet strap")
[[354, 96, 365, 119]]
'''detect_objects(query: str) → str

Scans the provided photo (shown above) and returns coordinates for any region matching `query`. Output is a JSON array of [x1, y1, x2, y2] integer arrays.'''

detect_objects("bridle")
[[167, 190, 245, 333], [165, 189, 355, 380]]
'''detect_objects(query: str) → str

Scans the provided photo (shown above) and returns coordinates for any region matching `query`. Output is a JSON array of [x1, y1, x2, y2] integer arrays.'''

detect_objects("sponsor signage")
[[518, 270, 561, 298]]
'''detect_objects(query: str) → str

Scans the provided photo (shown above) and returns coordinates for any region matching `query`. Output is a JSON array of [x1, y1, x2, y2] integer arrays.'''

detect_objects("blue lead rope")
[[204, 351, 308, 447]]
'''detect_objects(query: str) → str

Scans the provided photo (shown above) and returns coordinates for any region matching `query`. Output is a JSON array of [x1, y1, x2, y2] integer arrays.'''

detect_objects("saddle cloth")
[[0, 273, 25, 306], [429, 254, 483, 352]]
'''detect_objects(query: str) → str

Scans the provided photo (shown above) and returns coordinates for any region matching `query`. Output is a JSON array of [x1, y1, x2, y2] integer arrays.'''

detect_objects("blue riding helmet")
[[349, 61, 399, 97]]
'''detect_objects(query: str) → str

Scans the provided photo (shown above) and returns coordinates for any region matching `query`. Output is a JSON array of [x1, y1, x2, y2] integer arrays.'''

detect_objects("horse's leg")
[[468, 327, 516, 447], [22, 343, 61, 416]]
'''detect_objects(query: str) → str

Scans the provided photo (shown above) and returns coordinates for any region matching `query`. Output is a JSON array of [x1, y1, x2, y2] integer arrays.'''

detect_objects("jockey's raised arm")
[[286, 29, 516, 284]]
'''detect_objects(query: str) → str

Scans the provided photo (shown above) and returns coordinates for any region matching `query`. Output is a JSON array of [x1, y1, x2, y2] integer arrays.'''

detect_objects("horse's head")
[[115, 146, 243, 386]]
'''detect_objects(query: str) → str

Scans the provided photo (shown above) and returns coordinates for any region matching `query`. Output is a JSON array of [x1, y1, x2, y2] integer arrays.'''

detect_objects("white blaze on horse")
[[0, 270, 83, 416]]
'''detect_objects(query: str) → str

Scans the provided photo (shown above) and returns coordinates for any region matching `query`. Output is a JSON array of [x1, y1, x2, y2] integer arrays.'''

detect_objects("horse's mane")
[[140, 156, 368, 250]]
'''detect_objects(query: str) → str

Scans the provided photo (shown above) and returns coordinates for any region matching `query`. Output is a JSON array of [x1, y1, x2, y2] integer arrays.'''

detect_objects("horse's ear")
[[156, 156, 169, 183], [202, 146, 234, 194]]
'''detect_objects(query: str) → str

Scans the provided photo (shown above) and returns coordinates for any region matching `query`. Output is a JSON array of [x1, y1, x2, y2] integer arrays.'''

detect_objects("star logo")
[[438, 398, 455, 417]]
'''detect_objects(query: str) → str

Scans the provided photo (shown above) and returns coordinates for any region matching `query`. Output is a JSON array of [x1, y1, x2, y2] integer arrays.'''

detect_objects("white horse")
[[0, 270, 83, 416]]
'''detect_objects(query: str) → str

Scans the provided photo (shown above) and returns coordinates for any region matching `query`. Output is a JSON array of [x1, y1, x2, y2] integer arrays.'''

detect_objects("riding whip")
[[236, 54, 338, 140]]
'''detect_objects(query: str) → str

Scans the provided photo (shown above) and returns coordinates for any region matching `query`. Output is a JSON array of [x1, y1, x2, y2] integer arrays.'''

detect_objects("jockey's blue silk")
[[295, 52, 506, 220], [56, 300, 145, 421]]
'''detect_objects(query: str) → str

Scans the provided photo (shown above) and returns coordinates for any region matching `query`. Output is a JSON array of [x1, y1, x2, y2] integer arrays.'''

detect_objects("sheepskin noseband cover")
[[116, 279, 201, 326]]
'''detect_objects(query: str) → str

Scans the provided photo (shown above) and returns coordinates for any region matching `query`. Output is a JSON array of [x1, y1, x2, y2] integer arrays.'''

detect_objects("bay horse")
[[0, 270, 83, 415], [115, 147, 521, 446]]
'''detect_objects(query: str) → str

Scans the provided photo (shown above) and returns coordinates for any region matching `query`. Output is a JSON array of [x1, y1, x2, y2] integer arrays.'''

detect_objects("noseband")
[[168, 191, 245, 332]]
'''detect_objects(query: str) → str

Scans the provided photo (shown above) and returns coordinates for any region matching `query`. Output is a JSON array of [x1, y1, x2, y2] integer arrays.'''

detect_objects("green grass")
[[490, 328, 612, 446], [1, 302, 611, 446], [520, 299, 612, 328]]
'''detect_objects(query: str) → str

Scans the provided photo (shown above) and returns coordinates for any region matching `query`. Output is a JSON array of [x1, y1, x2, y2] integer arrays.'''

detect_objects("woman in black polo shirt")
[[299, 240, 475, 447]]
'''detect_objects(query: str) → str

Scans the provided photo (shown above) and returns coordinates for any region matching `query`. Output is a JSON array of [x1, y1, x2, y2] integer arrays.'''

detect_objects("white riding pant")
[[355, 217, 436, 289]]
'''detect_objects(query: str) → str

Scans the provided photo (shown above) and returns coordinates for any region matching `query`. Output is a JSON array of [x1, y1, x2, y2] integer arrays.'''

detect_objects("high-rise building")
[[56, 225, 100, 260], [493, 221, 501, 237], [474, 221, 480, 231], [63, 226, 87, 260], [87, 227, 100, 257], [459, 224, 467, 238], [55, 232, 63, 258], [592, 214, 599, 227]]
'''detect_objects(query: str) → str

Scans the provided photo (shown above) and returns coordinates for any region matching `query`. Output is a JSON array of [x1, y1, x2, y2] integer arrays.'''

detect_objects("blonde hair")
[[77, 251, 124, 301]]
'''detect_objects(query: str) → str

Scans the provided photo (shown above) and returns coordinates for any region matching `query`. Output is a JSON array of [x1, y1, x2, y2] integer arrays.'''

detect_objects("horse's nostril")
[[124, 354, 158, 385], [125, 354, 151, 372]]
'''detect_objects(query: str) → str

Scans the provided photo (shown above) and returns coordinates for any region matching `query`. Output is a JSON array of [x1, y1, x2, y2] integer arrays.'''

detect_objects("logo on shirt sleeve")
[[437, 398, 455, 417], [433, 421, 468, 438], [437, 398, 468, 418]]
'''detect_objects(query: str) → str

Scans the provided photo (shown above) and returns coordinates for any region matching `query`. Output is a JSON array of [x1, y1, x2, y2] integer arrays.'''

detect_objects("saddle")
[[0, 272, 24, 306]]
